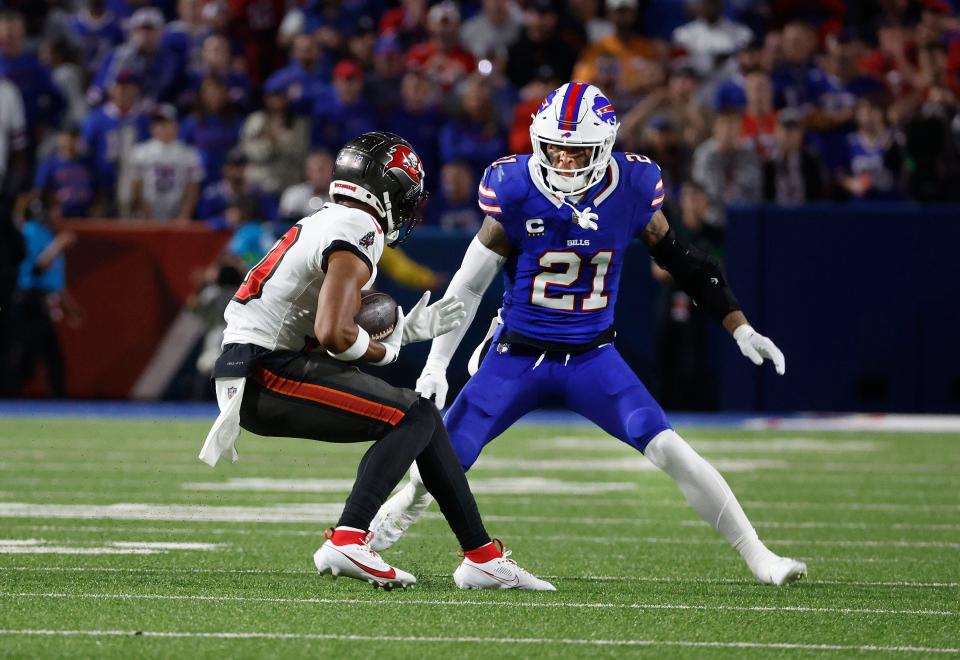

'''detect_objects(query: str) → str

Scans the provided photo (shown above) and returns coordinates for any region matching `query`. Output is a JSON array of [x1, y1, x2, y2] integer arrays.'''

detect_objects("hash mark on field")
[[2, 568, 957, 589], [0, 629, 957, 654], [0, 592, 954, 617]]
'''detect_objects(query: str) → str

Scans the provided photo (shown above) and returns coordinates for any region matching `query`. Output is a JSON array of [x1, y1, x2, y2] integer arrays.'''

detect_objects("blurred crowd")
[[0, 0, 956, 235], [1, 0, 959, 400]]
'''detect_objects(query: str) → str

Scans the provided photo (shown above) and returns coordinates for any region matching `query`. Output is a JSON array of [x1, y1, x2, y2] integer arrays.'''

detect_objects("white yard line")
[[1, 567, 956, 589], [0, 592, 953, 617], [0, 628, 957, 654]]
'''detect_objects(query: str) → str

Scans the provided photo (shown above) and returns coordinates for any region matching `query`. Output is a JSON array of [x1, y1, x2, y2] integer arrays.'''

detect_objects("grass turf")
[[0, 417, 957, 659]]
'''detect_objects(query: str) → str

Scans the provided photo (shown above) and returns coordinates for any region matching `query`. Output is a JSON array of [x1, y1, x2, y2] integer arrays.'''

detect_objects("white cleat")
[[313, 528, 416, 590], [752, 556, 807, 586], [369, 481, 434, 552], [453, 540, 556, 591]]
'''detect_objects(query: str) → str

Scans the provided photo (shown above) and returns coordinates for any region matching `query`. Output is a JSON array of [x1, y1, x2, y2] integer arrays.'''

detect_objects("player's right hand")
[[416, 360, 449, 409]]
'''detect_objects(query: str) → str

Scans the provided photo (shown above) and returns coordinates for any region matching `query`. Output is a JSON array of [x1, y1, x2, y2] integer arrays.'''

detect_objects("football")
[[355, 290, 398, 340]]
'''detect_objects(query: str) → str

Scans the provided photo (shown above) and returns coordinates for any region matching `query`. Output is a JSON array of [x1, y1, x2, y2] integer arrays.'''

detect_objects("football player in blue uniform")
[[371, 82, 806, 585]]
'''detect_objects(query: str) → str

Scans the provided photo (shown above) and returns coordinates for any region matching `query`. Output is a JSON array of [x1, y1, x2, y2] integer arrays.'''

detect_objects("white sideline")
[[1, 567, 956, 589], [0, 592, 954, 617], [0, 628, 957, 654]]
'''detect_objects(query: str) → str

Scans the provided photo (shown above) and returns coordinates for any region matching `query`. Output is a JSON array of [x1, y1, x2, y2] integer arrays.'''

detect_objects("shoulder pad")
[[616, 152, 665, 213], [477, 155, 528, 217]]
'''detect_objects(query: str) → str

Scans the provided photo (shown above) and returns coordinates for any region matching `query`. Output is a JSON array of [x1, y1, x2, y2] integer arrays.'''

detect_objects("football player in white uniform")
[[200, 132, 554, 591]]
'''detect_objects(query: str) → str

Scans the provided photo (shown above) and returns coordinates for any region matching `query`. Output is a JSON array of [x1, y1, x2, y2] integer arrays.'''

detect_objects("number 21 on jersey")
[[531, 250, 613, 312]]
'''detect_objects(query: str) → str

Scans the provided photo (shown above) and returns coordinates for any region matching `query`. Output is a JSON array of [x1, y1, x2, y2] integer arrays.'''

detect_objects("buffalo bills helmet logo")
[[537, 90, 558, 115], [386, 144, 424, 186], [592, 95, 617, 125]]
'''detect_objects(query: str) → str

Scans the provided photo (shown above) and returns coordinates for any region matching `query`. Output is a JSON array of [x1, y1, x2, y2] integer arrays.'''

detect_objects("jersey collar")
[[526, 156, 620, 209]]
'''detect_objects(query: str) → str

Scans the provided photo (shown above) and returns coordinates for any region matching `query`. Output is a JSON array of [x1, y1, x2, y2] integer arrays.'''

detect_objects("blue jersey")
[[478, 152, 664, 345], [34, 154, 97, 217]]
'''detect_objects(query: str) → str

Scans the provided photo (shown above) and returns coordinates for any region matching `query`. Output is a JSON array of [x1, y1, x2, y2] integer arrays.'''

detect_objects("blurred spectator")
[[273, 33, 331, 115], [406, 1, 475, 92], [573, 0, 662, 99], [278, 149, 333, 222], [691, 108, 762, 225], [379, 0, 429, 49], [839, 98, 904, 201], [672, 0, 752, 80], [89, 8, 182, 107], [179, 75, 243, 185], [460, 0, 524, 62], [31, 124, 97, 218], [439, 76, 506, 177], [163, 0, 210, 72], [368, 33, 407, 115], [345, 16, 379, 70], [1, 201, 78, 398], [386, 70, 443, 188], [652, 181, 721, 411], [0, 73, 28, 206], [741, 68, 778, 160], [41, 38, 89, 130], [129, 104, 204, 221], [65, 0, 124, 73], [771, 21, 819, 109], [903, 85, 960, 201], [0, 10, 65, 145], [224, 194, 276, 268], [567, 0, 613, 45], [80, 70, 150, 215], [197, 147, 278, 227], [633, 115, 692, 203], [859, 18, 920, 102], [181, 33, 252, 110], [311, 59, 377, 153], [432, 160, 483, 231], [227, 0, 285, 83], [621, 62, 709, 151], [505, 0, 576, 89], [763, 108, 826, 205], [508, 69, 560, 154], [240, 72, 309, 193]]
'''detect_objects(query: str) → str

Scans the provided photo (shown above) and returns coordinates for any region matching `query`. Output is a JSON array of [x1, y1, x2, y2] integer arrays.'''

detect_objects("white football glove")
[[734, 324, 786, 375], [372, 306, 404, 366], [416, 358, 449, 409], [572, 206, 599, 231], [401, 291, 466, 346]]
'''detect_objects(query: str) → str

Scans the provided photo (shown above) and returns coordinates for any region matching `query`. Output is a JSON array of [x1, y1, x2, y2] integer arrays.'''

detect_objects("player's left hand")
[[401, 291, 467, 345], [734, 325, 786, 375]]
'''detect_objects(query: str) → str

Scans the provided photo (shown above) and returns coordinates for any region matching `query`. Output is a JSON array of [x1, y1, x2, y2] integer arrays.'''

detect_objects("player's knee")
[[644, 429, 699, 472], [624, 407, 672, 453]]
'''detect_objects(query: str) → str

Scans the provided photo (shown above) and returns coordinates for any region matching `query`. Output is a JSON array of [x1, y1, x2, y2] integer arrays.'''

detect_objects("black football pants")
[[235, 347, 491, 551]]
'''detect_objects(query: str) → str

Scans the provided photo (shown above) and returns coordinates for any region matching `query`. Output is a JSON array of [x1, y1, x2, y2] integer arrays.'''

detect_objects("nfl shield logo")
[[227, 386, 238, 399], [496, 343, 509, 355]]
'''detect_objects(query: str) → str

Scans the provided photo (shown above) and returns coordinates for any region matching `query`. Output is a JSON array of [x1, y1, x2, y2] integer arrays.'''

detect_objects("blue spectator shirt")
[[91, 42, 182, 106], [439, 118, 506, 178], [386, 107, 442, 189], [227, 222, 278, 269], [311, 95, 377, 152], [179, 113, 243, 185], [34, 154, 97, 217], [0, 51, 64, 135], [81, 103, 151, 191], [17, 220, 65, 293], [66, 10, 124, 72], [197, 179, 279, 224]]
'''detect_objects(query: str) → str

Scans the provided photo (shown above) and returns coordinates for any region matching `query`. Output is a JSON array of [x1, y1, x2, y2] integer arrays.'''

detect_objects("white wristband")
[[327, 326, 370, 361]]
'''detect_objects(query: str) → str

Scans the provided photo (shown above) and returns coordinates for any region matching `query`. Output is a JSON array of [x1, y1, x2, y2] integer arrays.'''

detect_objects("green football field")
[[0, 416, 957, 658]]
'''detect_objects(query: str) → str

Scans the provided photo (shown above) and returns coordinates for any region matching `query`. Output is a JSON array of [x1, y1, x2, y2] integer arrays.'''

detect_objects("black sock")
[[413, 403, 491, 551]]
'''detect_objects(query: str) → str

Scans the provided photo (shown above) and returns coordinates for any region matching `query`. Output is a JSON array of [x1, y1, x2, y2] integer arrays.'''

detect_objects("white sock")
[[644, 430, 779, 573]]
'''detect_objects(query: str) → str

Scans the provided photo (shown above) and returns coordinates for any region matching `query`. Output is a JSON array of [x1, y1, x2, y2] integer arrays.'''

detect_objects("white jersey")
[[222, 202, 384, 352], [130, 138, 204, 220]]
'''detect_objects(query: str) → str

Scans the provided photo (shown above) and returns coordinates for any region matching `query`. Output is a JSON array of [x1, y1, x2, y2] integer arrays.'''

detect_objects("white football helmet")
[[529, 82, 620, 197]]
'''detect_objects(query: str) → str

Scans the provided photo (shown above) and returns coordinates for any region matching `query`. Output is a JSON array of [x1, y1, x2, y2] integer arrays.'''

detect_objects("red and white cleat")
[[453, 539, 555, 591], [314, 527, 416, 590]]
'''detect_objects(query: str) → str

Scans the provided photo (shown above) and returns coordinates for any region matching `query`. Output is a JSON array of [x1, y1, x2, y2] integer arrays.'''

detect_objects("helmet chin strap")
[[381, 191, 395, 234]]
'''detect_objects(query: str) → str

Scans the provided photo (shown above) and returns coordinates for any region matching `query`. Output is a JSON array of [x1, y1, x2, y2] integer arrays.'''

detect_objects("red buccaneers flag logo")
[[385, 144, 424, 186]]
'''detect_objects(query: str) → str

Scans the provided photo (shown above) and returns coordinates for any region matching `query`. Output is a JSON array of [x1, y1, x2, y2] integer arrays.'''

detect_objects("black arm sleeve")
[[649, 228, 741, 323]]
